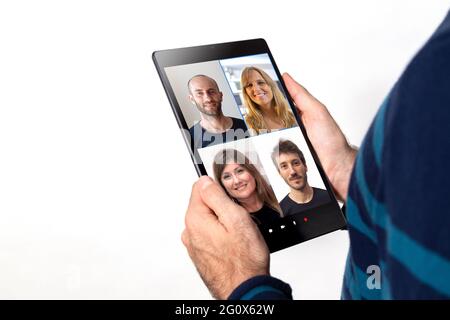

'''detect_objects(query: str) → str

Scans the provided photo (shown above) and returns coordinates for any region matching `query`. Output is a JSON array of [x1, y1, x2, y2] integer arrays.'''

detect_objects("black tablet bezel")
[[153, 38, 347, 252]]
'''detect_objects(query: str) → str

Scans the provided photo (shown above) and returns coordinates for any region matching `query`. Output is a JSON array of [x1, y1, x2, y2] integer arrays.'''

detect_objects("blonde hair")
[[241, 66, 297, 134], [212, 149, 282, 216]]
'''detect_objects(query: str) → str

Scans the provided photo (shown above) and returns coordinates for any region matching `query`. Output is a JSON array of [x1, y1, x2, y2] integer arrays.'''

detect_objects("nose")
[[254, 81, 265, 92], [288, 165, 296, 176], [250, 83, 259, 94], [232, 174, 241, 186]]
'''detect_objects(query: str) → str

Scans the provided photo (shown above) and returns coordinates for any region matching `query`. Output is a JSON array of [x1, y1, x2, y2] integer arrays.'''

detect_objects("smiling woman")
[[241, 66, 297, 135], [212, 148, 283, 226]]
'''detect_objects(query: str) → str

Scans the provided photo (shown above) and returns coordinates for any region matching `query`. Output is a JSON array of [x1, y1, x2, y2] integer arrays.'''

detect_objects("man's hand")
[[283, 73, 357, 201], [182, 176, 269, 299]]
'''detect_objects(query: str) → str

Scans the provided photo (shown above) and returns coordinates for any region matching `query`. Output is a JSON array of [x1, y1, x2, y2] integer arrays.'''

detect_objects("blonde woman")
[[241, 66, 297, 134], [213, 149, 283, 225]]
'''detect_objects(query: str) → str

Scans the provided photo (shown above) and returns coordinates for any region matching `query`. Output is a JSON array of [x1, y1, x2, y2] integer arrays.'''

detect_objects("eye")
[[236, 167, 245, 174], [222, 174, 231, 180], [257, 80, 266, 86]]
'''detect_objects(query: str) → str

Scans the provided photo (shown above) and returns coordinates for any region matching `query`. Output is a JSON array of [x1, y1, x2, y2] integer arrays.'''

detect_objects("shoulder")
[[387, 13, 450, 129], [381, 12, 450, 181], [375, 11, 450, 280], [244, 115, 258, 133], [244, 114, 253, 125], [313, 187, 329, 198], [189, 121, 202, 133], [344, 13, 450, 299], [382, 12, 450, 174], [230, 117, 247, 129], [279, 194, 291, 207], [261, 204, 280, 215]]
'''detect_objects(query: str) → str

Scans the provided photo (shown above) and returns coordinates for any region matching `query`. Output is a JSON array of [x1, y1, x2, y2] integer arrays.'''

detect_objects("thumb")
[[197, 176, 250, 230]]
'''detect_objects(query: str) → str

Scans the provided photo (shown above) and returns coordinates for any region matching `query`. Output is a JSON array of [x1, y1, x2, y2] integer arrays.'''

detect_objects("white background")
[[0, 0, 449, 299]]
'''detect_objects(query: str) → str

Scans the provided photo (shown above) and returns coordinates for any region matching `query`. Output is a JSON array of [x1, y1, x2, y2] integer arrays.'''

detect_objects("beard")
[[287, 173, 308, 191], [195, 101, 222, 116]]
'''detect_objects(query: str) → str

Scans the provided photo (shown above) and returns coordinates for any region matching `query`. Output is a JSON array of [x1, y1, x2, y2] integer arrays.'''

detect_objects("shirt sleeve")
[[379, 26, 450, 298], [227, 275, 293, 300]]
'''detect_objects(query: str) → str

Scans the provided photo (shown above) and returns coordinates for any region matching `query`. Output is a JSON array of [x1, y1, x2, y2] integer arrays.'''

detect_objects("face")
[[276, 153, 308, 191], [189, 76, 223, 116], [244, 70, 274, 107], [220, 163, 257, 201]]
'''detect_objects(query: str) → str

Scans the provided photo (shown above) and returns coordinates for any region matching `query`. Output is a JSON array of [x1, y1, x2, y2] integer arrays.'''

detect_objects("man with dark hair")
[[271, 139, 330, 216], [188, 74, 248, 148]]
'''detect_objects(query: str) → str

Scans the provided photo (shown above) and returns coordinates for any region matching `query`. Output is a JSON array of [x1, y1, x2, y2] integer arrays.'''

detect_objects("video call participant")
[[212, 149, 282, 226], [188, 75, 248, 148], [272, 139, 330, 216], [240, 66, 297, 135]]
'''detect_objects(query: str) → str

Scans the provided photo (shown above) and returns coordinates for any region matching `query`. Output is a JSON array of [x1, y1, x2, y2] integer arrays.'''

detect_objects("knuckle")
[[184, 212, 195, 230], [198, 175, 212, 186], [228, 206, 251, 225], [199, 177, 215, 193], [191, 180, 200, 193], [181, 229, 189, 247]]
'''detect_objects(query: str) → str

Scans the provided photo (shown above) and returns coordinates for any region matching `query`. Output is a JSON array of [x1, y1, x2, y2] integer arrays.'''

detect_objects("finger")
[[197, 176, 250, 230], [282, 72, 320, 113], [185, 177, 224, 233]]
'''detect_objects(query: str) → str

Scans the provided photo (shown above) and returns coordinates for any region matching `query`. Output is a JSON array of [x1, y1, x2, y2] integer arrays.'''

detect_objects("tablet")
[[153, 39, 346, 253]]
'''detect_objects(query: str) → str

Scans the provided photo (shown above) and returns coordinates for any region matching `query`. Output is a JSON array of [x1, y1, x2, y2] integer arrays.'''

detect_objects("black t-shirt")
[[250, 204, 282, 226], [189, 117, 248, 149], [251, 204, 296, 253], [280, 187, 330, 216]]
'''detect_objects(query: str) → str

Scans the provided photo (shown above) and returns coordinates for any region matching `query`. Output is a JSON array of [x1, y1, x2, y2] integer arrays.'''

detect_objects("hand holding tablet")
[[182, 176, 270, 299]]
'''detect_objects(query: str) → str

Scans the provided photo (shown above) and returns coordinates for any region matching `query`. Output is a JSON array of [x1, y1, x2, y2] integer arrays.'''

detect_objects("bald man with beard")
[[188, 74, 248, 149]]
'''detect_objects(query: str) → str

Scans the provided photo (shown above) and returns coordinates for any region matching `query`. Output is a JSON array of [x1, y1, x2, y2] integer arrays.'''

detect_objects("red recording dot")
[[303, 217, 308, 222]]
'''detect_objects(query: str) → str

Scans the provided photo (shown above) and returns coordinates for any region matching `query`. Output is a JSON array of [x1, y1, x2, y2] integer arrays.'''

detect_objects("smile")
[[234, 183, 247, 191]]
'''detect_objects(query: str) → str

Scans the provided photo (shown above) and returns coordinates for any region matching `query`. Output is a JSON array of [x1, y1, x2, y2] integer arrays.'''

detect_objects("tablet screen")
[[154, 40, 346, 252]]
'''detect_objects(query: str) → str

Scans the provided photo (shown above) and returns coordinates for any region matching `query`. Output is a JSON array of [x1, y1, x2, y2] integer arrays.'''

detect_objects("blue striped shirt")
[[229, 10, 450, 300]]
